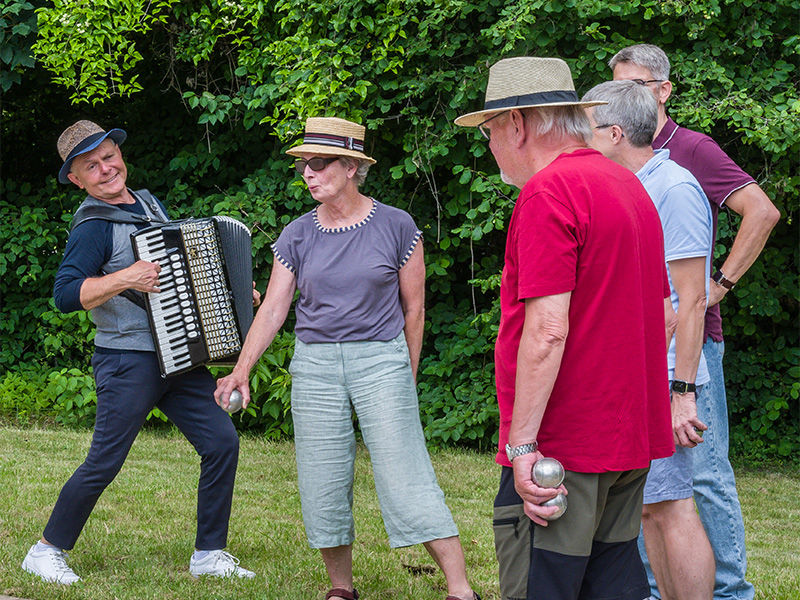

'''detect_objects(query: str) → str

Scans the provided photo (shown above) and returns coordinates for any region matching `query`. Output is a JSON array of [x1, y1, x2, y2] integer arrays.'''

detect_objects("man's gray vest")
[[70, 190, 168, 351]]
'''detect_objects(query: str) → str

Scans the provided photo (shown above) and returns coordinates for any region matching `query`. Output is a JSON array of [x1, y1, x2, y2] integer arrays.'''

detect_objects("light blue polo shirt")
[[637, 149, 713, 385]]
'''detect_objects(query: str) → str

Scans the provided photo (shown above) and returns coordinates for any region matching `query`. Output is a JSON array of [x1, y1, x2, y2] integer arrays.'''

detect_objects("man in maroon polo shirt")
[[609, 44, 780, 600]]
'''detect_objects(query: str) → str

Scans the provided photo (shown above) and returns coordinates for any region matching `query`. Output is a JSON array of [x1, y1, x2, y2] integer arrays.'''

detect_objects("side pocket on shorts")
[[493, 503, 530, 600]]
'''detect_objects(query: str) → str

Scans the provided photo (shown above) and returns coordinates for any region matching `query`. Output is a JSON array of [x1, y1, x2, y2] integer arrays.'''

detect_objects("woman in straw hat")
[[215, 117, 479, 600]]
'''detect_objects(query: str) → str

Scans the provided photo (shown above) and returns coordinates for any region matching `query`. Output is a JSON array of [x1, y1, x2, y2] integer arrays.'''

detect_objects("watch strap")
[[712, 269, 735, 290], [671, 380, 697, 394], [506, 441, 538, 462]]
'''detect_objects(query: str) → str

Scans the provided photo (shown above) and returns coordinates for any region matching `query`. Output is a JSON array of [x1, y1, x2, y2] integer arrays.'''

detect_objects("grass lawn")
[[0, 426, 797, 599]]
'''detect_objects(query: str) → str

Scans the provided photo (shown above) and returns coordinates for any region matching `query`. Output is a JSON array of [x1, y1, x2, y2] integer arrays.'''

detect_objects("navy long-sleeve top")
[[53, 198, 167, 313]]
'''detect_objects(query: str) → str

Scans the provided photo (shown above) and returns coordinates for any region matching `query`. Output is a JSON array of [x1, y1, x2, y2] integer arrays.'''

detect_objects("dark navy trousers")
[[43, 351, 239, 551]]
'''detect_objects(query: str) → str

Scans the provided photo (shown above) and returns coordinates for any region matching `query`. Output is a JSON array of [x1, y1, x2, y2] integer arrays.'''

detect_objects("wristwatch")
[[711, 269, 736, 290], [671, 380, 697, 394], [505, 441, 538, 462]]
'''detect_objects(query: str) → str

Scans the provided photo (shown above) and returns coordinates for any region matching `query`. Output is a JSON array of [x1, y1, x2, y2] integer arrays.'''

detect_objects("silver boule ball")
[[225, 389, 243, 414], [541, 492, 567, 520], [532, 457, 565, 488]]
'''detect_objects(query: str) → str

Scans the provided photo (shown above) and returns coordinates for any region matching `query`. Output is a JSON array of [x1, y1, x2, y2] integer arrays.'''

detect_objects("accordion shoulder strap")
[[70, 189, 168, 232]]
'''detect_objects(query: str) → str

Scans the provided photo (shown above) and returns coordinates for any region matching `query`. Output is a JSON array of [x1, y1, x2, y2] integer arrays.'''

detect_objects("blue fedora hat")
[[57, 120, 127, 184]]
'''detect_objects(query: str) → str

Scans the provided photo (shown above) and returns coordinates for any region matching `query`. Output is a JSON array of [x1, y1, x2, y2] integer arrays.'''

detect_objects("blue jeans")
[[289, 334, 458, 549], [693, 338, 753, 600]]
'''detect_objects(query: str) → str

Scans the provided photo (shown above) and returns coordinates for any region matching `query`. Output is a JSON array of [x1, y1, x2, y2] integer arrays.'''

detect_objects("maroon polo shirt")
[[653, 117, 756, 342]]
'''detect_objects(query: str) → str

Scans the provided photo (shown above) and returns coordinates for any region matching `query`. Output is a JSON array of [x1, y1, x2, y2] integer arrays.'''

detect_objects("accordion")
[[131, 217, 254, 377]]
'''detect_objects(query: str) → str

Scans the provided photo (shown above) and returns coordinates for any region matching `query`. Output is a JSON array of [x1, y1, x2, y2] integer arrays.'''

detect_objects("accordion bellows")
[[131, 217, 254, 377]]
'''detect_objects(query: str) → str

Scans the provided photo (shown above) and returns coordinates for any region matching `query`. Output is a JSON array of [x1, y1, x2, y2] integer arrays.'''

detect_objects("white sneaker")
[[22, 543, 82, 584], [189, 550, 255, 579]]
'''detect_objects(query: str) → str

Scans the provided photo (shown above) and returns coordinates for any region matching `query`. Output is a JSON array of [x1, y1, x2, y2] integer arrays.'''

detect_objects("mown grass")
[[0, 426, 797, 600]]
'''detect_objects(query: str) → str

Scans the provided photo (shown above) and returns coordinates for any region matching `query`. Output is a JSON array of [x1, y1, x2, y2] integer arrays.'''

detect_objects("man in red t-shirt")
[[455, 57, 674, 600]]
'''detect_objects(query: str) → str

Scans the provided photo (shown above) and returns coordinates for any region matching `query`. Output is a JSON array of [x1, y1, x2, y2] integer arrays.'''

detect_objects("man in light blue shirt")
[[583, 80, 715, 600]]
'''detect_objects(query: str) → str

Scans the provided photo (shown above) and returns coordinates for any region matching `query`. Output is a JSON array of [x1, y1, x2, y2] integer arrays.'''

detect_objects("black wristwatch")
[[711, 269, 736, 290], [671, 380, 697, 394]]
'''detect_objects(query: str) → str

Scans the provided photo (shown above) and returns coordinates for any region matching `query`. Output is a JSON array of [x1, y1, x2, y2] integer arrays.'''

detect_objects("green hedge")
[[1, 0, 797, 459]]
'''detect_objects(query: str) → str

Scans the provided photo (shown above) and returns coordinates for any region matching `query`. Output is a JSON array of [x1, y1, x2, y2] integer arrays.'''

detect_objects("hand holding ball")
[[541, 492, 568, 520], [531, 457, 567, 521], [224, 389, 243, 414]]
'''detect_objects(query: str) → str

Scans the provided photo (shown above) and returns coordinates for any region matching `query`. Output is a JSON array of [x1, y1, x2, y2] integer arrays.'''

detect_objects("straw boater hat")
[[57, 120, 127, 184], [454, 57, 606, 127], [287, 117, 376, 164]]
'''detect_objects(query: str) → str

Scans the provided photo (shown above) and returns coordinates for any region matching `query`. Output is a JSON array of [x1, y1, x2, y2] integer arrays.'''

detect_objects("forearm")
[[664, 298, 678, 351], [231, 262, 295, 378], [79, 272, 130, 310], [710, 185, 780, 305], [720, 197, 779, 282], [509, 324, 566, 446], [509, 294, 570, 445], [403, 306, 424, 381], [232, 303, 288, 377], [673, 299, 706, 383]]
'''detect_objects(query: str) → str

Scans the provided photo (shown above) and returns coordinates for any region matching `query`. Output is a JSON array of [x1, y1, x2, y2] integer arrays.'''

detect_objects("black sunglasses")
[[294, 157, 339, 174]]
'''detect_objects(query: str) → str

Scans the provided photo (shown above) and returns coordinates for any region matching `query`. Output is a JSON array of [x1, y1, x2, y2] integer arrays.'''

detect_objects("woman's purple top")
[[271, 198, 422, 343]]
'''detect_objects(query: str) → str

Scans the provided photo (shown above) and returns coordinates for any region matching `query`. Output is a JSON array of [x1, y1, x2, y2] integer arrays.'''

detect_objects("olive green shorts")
[[493, 466, 650, 600]]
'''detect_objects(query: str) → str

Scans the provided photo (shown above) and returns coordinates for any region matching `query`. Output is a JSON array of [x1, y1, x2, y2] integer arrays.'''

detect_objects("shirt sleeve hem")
[[664, 250, 709, 262], [271, 243, 296, 274], [399, 229, 423, 268], [517, 281, 575, 300], [719, 180, 757, 207]]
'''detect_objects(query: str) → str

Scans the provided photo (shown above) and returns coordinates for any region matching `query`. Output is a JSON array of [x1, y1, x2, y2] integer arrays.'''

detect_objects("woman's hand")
[[215, 370, 251, 411]]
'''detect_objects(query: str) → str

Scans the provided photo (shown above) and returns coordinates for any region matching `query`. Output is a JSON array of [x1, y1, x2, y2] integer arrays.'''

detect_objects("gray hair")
[[338, 156, 371, 186], [521, 105, 593, 144], [608, 44, 670, 81], [582, 80, 658, 148]]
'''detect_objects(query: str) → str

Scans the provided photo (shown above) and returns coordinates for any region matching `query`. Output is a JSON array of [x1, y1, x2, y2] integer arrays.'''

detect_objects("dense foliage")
[[1, 0, 798, 459]]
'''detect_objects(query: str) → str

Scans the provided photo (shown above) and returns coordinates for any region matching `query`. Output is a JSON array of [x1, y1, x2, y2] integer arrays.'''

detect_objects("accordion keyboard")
[[131, 217, 252, 377], [133, 228, 202, 374]]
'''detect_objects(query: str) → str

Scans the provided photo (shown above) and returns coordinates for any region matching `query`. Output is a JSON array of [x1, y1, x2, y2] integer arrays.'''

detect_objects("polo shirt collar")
[[636, 148, 671, 181], [654, 116, 679, 150]]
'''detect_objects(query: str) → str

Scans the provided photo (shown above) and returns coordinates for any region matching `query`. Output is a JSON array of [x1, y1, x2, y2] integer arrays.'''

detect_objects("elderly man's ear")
[[610, 125, 626, 144], [66, 172, 84, 189]]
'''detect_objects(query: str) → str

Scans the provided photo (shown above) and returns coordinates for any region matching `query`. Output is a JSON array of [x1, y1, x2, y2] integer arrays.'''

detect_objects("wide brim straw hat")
[[455, 57, 606, 127], [57, 120, 127, 183], [286, 117, 376, 164]]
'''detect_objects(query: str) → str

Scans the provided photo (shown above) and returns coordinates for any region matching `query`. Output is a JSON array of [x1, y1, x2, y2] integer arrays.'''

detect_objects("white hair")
[[339, 156, 371, 186], [522, 105, 593, 144], [582, 80, 658, 148]]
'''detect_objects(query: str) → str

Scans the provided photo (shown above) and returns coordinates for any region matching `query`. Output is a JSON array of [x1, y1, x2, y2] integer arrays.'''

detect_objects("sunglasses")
[[294, 157, 339, 174], [630, 78, 663, 86]]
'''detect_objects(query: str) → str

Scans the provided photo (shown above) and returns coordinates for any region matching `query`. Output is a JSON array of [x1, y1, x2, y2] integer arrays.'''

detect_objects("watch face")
[[671, 381, 695, 393]]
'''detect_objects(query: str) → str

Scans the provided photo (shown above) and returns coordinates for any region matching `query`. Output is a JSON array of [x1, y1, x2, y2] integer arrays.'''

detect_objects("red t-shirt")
[[495, 149, 674, 472]]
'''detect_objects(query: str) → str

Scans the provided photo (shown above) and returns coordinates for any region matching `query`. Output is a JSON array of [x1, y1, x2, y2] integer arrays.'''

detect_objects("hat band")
[[484, 89, 579, 111], [303, 133, 365, 153]]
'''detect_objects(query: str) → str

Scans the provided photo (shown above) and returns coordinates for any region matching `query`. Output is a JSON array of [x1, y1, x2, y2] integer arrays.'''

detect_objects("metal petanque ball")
[[532, 457, 565, 488], [225, 389, 243, 414], [541, 492, 568, 521]]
